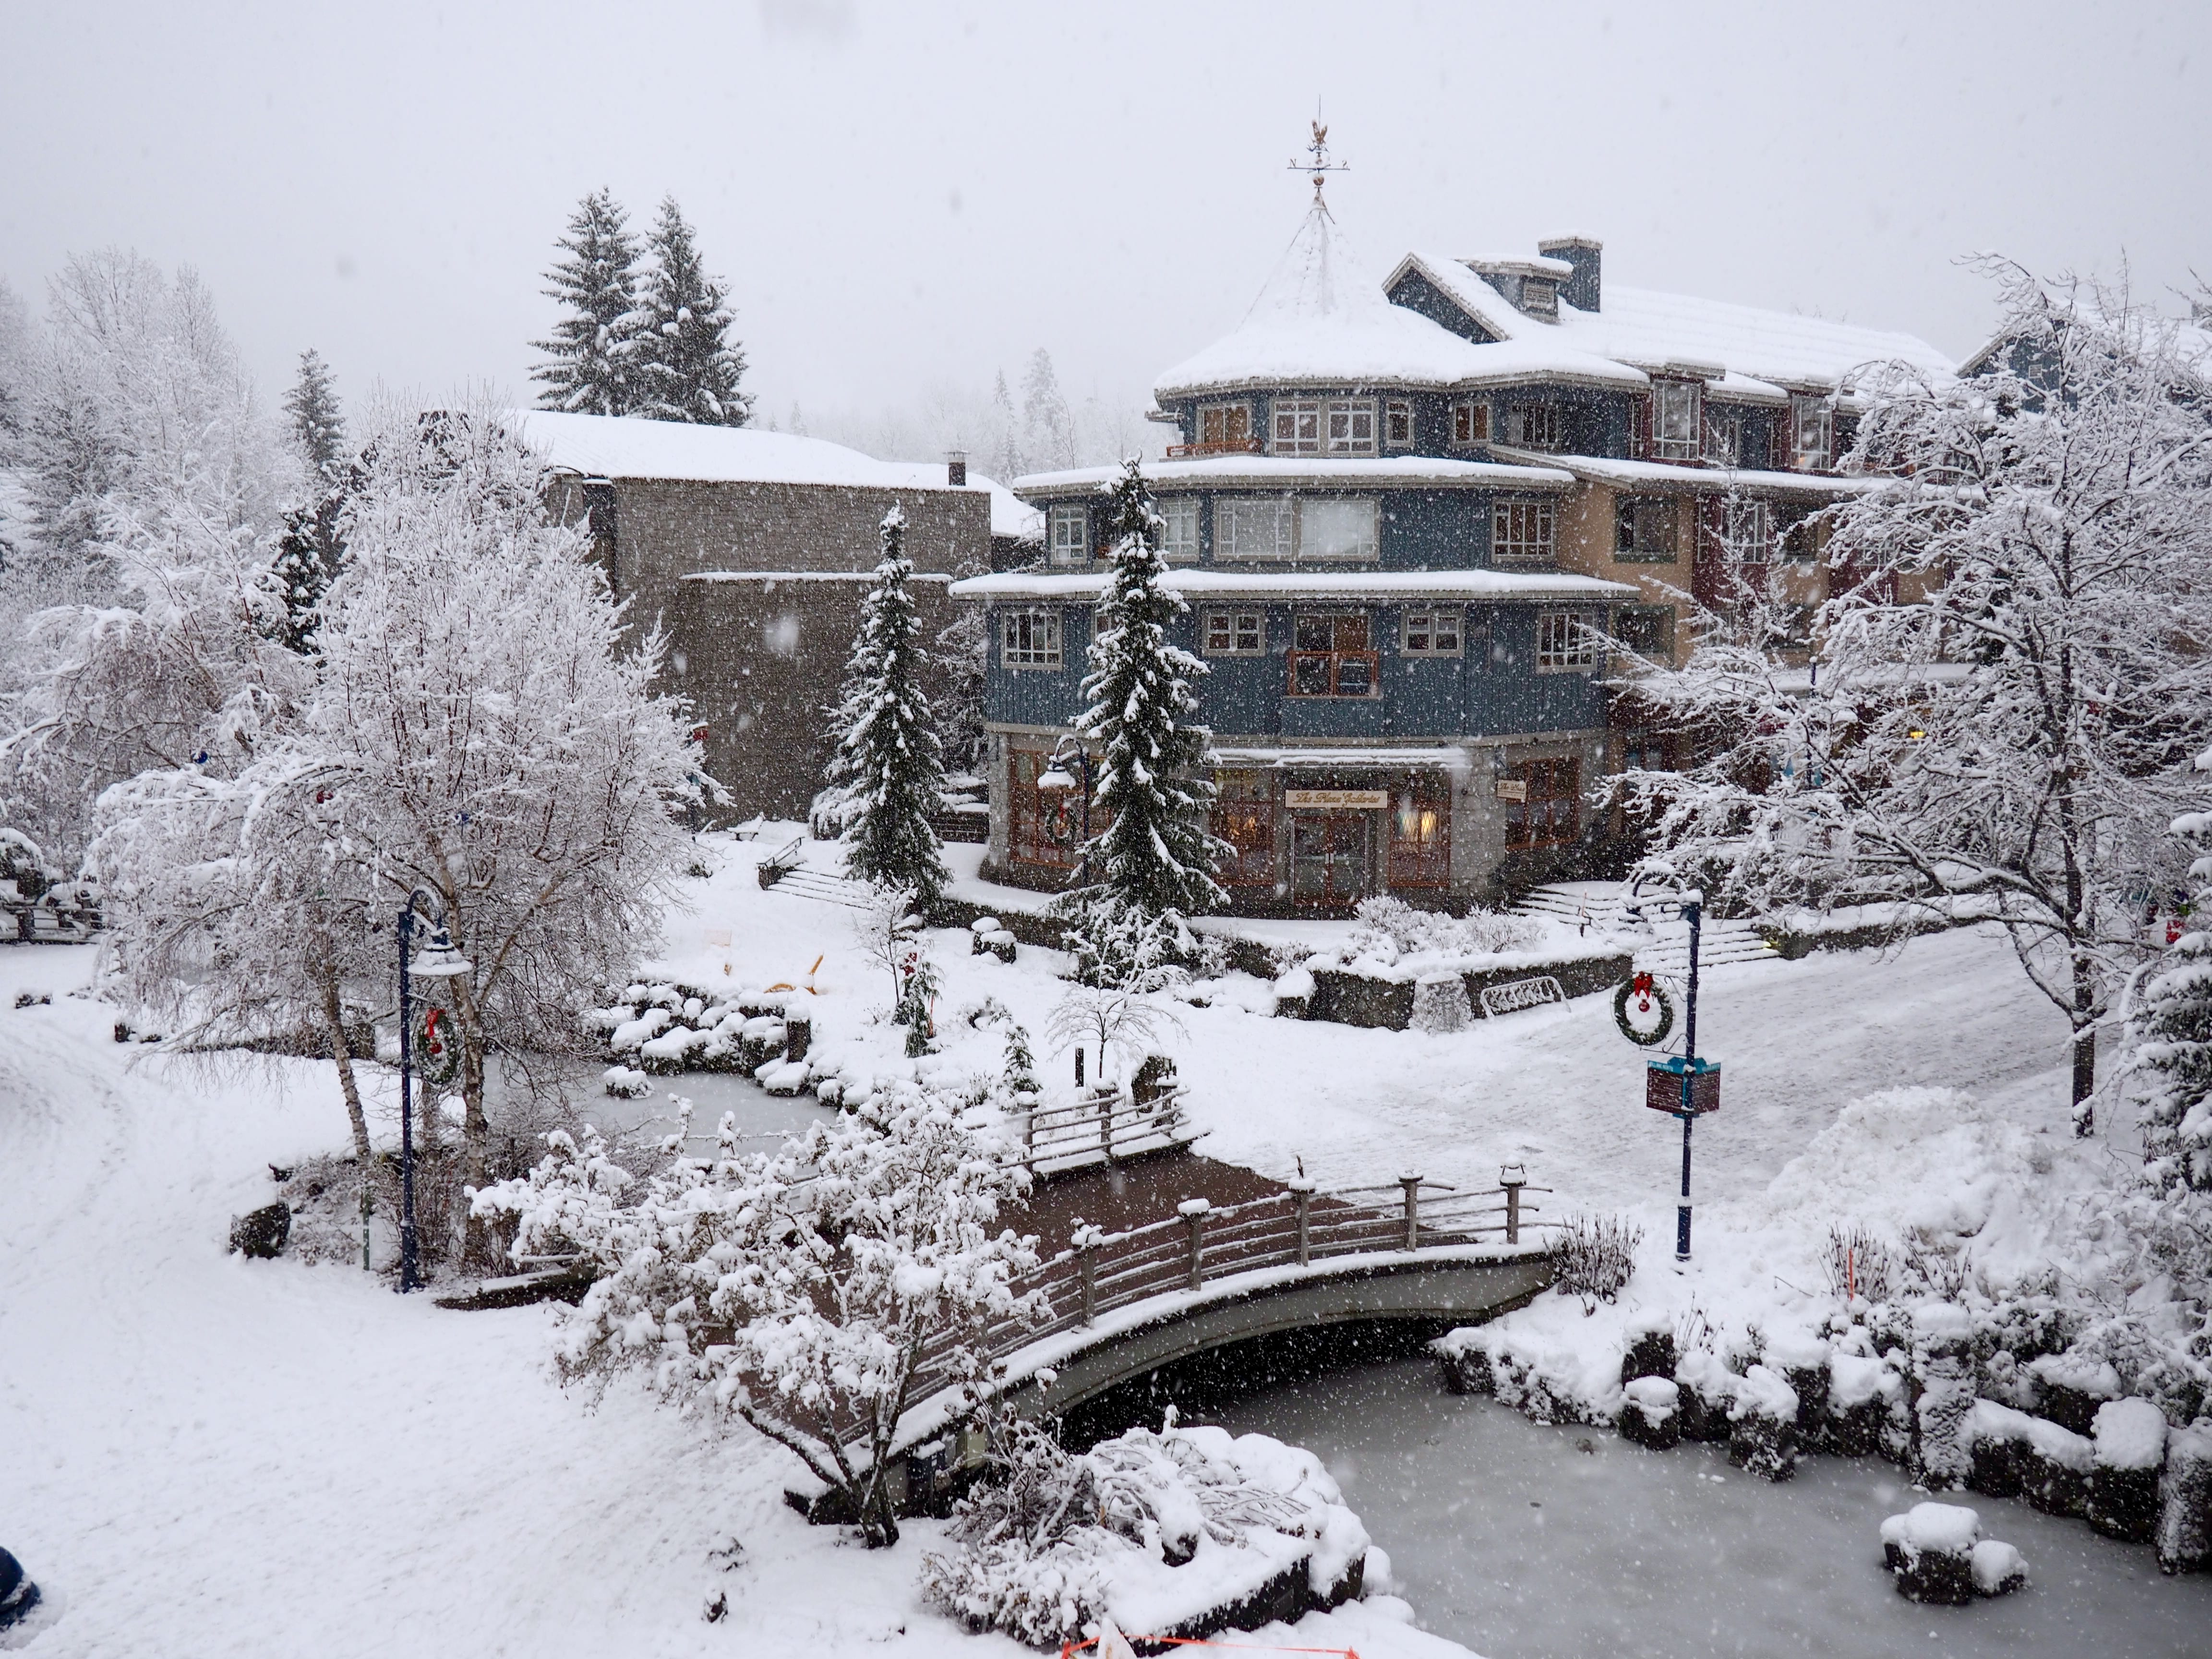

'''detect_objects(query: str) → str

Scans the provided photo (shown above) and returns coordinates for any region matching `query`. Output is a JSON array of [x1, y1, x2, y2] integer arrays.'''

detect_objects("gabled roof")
[[1389, 252, 1955, 395]]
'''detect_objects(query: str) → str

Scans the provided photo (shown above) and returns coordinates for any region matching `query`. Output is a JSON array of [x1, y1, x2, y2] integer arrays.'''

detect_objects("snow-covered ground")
[[0, 828, 2161, 1656]]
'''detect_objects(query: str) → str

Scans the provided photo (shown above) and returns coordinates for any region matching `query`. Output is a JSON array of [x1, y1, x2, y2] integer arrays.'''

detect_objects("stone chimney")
[[946, 450, 968, 487], [1538, 236, 1602, 313]]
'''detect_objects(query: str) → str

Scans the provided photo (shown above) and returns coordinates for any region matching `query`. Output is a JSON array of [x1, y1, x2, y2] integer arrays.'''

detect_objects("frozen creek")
[[1203, 1356, 2212, 1659]]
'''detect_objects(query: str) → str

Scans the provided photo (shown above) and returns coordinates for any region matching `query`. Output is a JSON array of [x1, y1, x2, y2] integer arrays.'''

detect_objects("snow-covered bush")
[[476, 1084, 1045, 1547], [1549, 1212, 1643, 1314], [1345, 896, 1539, 965], [921, 1413, 1367, 1648]]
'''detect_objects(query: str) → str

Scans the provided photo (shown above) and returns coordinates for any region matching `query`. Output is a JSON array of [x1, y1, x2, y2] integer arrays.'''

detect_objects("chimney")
[[1537, 236, 1602, 313], [946, 449, 968, 487]]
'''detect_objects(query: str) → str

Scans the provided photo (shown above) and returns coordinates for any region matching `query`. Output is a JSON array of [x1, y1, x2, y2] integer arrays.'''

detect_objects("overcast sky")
[[4, 1, 2205, 442]]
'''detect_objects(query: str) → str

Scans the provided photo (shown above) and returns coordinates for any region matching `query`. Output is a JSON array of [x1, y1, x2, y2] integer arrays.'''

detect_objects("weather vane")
[[1289, 107, 1348, 206]]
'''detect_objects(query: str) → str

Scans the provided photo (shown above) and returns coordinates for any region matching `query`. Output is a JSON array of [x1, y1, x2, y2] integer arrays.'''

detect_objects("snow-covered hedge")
[[921, 1415, 1369, 1648]]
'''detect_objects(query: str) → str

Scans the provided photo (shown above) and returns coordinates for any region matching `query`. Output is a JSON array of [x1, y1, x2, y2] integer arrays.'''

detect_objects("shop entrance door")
[[1290, 814, 1372, 907]]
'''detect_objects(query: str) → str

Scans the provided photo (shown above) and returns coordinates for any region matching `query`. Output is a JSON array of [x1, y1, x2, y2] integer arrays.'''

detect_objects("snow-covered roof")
[[1391, 252, 1955, 392], [949, 568, 1635, 603], [1488, 447, 1884, 501], [504, 412, 1024, 530], [1011, 455, 1575, 499]]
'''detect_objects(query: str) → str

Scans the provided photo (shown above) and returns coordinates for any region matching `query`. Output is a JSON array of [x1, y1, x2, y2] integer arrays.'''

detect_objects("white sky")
[[3, 0, 2205, 435]]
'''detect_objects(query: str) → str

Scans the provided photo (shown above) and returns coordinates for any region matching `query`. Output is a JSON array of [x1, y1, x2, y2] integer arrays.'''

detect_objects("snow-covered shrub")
[[1821, 1222, 1898, 1305], [1344, 896, 1539, 967], [475, 1085, 1045, 1548], [590, 982, 798, 1077], [920, 1413, 1367, 1648], [1549, 1212, 1643, 1314]]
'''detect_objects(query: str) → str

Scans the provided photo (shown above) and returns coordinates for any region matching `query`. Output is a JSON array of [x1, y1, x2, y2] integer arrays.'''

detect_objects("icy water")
[[1206, 1355, 2212, 1659]]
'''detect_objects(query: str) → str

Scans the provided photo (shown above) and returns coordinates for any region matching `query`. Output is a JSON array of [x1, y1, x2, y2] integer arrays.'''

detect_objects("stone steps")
[[1512, 882, 1779, 975]]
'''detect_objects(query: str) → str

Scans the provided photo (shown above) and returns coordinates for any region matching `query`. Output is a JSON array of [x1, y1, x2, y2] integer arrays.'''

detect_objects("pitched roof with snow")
[[503, 409, 1040, 539], [1389, 252, 1955, 396]]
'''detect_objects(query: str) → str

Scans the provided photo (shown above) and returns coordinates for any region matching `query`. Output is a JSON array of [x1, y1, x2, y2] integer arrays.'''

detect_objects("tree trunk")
[[454, 986, 495, 1272], [316, 961, 373, 1167], [2071, 941, 2098, 1134]]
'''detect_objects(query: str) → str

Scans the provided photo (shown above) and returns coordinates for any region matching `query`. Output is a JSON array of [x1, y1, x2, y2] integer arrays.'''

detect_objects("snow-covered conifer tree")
[[2140, 751, 2212, 1193], [823, 506, 950, 907], [626, 197, 751, 427], [1073, 458, 1225, 921], [283, 349, 346, 479], [529, 189, 641, 417], [1620, 264, 2212, 1128], [1020, 348, 1072, 471], [479, 1085, 1046, 1546], [267, 350, 350, 653]]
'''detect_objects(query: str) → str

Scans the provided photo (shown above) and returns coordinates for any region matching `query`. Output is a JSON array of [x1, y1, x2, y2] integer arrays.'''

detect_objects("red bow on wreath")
[[1631, 971, 1654, 1013]]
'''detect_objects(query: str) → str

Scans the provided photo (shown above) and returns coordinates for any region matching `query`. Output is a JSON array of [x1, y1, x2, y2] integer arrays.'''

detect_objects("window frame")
[[1492, 497, 1557, 570], [1046, 503, 1089, 567], [1286, 612, 1380, 698], [1271, 396, 1377, 457], [1202, 609, 1266, 657], [1534, 609, 1601, 673], [1384, 398, 1416, 450], [1614, 495, 1677, 564], [1197, 402, 1255, 450], [1722, 498, 1774, 565], [1158, 494, 1201, 564], [1702, 406, 1743, 467], [1503, 755, 1582, 849], [1451, 400, 1491, 448], [1790, 394, 1834, 470], [1400, 608, 1465, 658], [1613, 606, 1674, 664], [999, 607, 1064, 671], [1651, 379, 1702, 462], [1503, 402, 1561, 451]]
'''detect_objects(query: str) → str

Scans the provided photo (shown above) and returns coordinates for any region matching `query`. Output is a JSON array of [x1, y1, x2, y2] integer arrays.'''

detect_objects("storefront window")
[[1008, 747, 1083, 870], [1388, 778, 1451, 888], [1211, 770, 1275, 888], [1503, 757, 1581, 849]]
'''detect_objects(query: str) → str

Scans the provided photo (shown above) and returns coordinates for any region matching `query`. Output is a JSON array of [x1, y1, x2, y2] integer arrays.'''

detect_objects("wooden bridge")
[[813, 1167, 1557, 1520]]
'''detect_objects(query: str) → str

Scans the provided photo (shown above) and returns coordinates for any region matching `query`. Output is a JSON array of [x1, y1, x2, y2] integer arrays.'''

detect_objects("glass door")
[[1290, 814, 1372, 906]]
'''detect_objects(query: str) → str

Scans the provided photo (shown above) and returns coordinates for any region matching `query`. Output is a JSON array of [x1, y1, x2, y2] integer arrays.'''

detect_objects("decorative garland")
[[413, 1005, 461, 1084], [1613, 973, 1676, 1047]]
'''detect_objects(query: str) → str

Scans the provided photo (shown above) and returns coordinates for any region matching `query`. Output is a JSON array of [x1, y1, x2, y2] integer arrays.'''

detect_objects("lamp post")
[[1034, 734, 1096, 885], [1632, 876, 1715, 1263], [396, 890, 471, 1293]]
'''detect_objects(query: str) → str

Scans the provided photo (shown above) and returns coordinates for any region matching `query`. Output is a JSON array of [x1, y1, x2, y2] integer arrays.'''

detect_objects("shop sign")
[[1284, 788, 1389, 810], [1495, 779, 1528, 802]]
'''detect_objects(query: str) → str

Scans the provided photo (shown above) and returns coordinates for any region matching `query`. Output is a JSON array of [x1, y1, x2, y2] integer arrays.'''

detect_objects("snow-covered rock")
[[1727, 1363, 1800, 1481], [1620, 1376, 1681, 1450], [1970, 1538, 2029, 1596], [2087, 1397, 2169, 1543], [601, 1065, 651, 1099], [2157, 1421, 2212, 1575], [1880, 1502, 1983, 1604], [1967, 1399, 2092, 1517], [1409, 972, 1471, 1034]]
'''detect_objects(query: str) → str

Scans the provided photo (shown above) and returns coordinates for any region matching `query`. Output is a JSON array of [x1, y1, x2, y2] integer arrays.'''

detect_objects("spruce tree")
[[2140, 769, 2212, 1193], [629, 197, 751, 427], [531, 189, 642, 417], [283, 349, 346, 479], [1075, 459, 1226, 918], [825, 507, 950, 907]]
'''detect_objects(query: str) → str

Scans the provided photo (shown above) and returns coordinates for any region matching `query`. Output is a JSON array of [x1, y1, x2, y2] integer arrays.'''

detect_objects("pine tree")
[[1021, 349, 1072, 470], [990, 369, 1023, 481], [530, 189, 642, 416], [628, 197, 751, 427], [1074, 459, 1226, 919], [824, 507, 950, 907], [2140, 759, 2212, 1193], [283, 349, 345, 479]]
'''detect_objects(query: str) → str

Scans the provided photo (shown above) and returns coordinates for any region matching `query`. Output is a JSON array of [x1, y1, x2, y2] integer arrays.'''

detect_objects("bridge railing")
[[902, 1174, 1552, 1404], [1015, 1083, 1202, 1177]]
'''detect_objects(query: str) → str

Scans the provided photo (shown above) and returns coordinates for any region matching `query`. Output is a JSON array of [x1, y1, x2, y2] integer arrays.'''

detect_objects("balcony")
[[1165, 438, 1265, 459]]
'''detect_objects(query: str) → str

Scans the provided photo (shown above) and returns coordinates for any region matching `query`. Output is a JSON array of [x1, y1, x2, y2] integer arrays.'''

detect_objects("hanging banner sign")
[[1495, 779, 1528, 802], [1646, 1056, 1720, 1114], [1285, 789, 1389, 809]]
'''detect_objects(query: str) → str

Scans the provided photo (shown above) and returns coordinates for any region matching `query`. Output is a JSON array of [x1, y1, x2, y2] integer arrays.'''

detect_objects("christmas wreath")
[[1613, 973, 1675, 1047], [413, 1004, 461, 1084]]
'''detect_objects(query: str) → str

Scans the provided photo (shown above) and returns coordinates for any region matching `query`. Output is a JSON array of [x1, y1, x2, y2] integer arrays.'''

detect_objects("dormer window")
[[1451, 400, 1490, 447], [1790, 393, 1834, 470], [1502, 402, 1560, 451], [1272, 397, 1377, 457], [1048, 503, 1089, 566], [1652, 380, 1701, 462], [1385, 399, 1415, 449]]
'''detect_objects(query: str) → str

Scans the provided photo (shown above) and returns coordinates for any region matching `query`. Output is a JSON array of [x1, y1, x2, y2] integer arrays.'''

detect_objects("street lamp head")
[[1035, 767, 1078, 793], [409, 923, 473, 979]]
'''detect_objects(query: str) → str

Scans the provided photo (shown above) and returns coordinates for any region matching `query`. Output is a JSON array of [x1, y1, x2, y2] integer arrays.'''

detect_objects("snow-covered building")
[[952, 205, 1951, 913], [508, 410, 1038, 820]]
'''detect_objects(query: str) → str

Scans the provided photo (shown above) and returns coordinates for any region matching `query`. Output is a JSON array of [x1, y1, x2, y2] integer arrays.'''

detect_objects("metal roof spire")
[[1290, 107, 1348, 210]]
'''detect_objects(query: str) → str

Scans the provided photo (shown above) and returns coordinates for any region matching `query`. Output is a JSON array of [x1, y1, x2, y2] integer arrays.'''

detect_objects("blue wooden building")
[[952, 201, 1950, 914]]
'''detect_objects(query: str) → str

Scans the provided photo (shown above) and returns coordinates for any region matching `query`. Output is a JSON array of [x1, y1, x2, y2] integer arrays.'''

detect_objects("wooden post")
[[1504, 1182, 1523, 1245], [1100, 1088, 1115, 1165], [1399, 1172, 1423, 1253], [1179, 1199, 1210, 1292], [1289, 1180, 1313, 1267], [1075, 1226, 1098, 1326], [1023, 1103, 1037, 1173]]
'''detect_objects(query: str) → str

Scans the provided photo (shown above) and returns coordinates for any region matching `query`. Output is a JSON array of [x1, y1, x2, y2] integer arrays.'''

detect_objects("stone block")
[[228, 1202, 291, 1260]]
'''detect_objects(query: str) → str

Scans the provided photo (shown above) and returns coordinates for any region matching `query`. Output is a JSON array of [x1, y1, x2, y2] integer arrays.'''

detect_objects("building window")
[[1615, 607, 1674, 663], [1492, 498, 1556, 570], [1535, 610, 1600, 673], [1212, 769, 1275, 887], [1502, 402, 1560, 450], [1216, 495, 1377, 562], [1288, 613, 1377, 697], [1401, 610, 1463, 656], [1723, 499, 1773, 564], [1621, 731, 1674, 773], [1197, 403, 1255, 452], [1272, 397, 1377, 456], [1000, 608, 1062, 669], [1451, 400, 1491, 447], [1385, 399, 1415, 449], [1298, 496, 1378, 561], [1614, 496, 1676, 563], [1159, 495, 1200, 564], [1009, 747, 1084, 869], [1702, 408, 1743, 467], [1519, 277, 1559, 321], [1048, 503, 1088, 566], [1215, 494, 1291, 561], [1652, 380, 1701, 461], [1388, 777, 1452, 889], [1503, 756, 1581, 848], [1203, 609, 1265, 656], [1790, 394, 1834, 470], [1776, 501, 1818, 561]]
